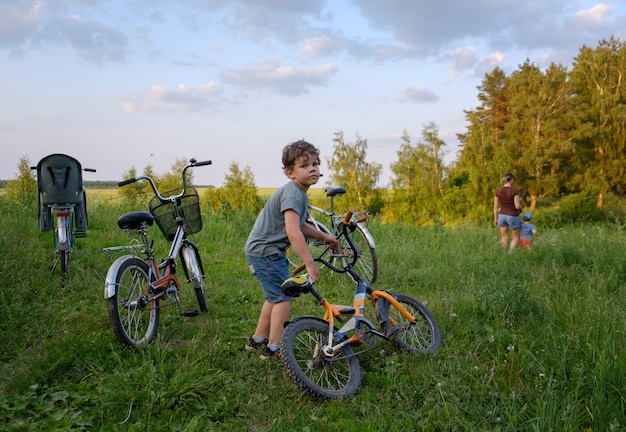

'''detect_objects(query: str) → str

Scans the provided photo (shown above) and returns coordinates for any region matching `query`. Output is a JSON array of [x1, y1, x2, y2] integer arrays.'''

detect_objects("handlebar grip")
[[118, 178, 137, 187], [292, 263, 306, 275], [84, 168, 97, 172], [342, 209, 353, 225], [194, 160, 212, 167]]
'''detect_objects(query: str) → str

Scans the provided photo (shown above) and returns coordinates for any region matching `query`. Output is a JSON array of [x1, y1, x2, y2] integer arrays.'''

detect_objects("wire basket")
[[149, 187, 202, 241]]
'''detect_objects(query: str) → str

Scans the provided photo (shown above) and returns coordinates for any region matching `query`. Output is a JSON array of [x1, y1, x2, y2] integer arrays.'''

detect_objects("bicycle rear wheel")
[[375, 292, 441, 353], [107, 257, 160, 348], [286, 219, 332, 271], [280, 317, 361, 399], [344, 222, 377, 283], [55, 213, 73, 281]]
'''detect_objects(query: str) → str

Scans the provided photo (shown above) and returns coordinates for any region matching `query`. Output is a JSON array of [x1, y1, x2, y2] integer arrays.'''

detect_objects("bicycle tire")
[[55, 213, 73, 281], [181, 243, 208, 312], [287, 219, 332, 270], [344, 222, 377, 283], [280, 317, 361, 399], [375, 292, 441, 354], [107, 257, 160, 348], [59, 250, 69, 281]]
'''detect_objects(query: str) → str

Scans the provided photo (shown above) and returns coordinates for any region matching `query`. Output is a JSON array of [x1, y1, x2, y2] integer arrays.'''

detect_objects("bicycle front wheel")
[[375, 292, 441, 354], [107, 257, 160, 348], [181, 242, 208, 312], [280, 317, 361, 399]]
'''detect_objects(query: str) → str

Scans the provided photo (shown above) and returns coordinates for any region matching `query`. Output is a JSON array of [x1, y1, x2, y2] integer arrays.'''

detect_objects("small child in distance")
[[520, 212, 537, 249]]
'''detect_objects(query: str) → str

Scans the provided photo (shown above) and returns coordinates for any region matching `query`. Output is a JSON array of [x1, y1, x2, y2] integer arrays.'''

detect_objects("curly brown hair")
[[282, 140, 320, 169]]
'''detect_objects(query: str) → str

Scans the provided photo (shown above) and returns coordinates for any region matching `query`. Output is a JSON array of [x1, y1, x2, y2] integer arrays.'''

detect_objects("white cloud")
[[399, 86, 438, 103], [574, 3, 613, 28], [120, 83, 223, 112], [222, 59, 338, 94]]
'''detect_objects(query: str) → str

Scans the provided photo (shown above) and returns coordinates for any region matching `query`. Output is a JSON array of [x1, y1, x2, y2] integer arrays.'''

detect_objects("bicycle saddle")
[[117, 212, 154, 230], [324, 187, 346, 197], [281, 275, 313, 297]]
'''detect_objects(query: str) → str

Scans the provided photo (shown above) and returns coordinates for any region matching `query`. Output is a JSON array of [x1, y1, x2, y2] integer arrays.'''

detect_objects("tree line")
[[324, 36, 626, 226], [5, 37, 626, 227]]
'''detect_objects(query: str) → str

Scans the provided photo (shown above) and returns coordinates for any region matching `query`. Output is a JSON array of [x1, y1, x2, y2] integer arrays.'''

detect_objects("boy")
[[244, 140, 338, 359], [520, 212, 537, 249]]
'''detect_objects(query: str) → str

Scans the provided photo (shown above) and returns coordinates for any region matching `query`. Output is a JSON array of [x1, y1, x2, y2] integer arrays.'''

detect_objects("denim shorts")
[[246, 253, 295, 303], [497, 214, 521, 230]]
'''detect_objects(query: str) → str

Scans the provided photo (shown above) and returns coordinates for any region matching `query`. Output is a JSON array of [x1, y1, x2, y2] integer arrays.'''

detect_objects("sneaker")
[[260, 346, 280, 360], [245, 336, 268, 352]]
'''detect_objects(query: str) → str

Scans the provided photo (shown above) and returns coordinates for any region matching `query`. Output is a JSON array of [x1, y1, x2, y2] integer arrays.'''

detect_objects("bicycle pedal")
[[385, 324, 401, 339], [74, 231, 87, 238], [181, 309, 200, 317]]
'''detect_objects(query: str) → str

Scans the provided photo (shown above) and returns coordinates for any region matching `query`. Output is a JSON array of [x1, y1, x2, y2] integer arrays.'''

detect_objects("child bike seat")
[[281, 275, 313, 297], [117, 212, 154, 230]]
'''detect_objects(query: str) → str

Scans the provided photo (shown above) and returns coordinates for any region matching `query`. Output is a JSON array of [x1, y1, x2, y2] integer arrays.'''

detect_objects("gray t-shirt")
[[244, 181, 308, 257]]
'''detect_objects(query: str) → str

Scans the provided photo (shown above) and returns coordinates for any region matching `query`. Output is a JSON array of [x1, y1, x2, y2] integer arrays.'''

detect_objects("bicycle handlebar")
[[117, 158, 212, 202], [193, 160, 212, 167]]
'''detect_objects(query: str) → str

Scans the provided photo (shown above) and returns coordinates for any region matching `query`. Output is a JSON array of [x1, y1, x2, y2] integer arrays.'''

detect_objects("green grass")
[[1, 194, 625, 431]]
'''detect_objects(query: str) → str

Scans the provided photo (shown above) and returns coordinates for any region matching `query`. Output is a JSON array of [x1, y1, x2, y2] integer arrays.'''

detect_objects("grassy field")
[[1, 192, 625, 431]]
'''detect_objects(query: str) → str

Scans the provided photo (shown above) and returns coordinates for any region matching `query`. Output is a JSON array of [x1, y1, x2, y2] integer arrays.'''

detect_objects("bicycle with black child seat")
[[287, 186, 378, 283], [31, 153, 96, 283], [103, 158, 212, 348], [280, 210, 441, 399]]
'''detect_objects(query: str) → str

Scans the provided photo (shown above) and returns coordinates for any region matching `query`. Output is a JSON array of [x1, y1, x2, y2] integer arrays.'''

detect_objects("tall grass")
[[1, 194, 625, 431]]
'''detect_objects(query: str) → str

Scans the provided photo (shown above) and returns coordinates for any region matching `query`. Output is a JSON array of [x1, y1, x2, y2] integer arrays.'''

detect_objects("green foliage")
[[159, 158, 194, 193], [557, 188, 604, 222], [202, 162, 261, 214], [457, 37, 626, 217], [538, 188, 605, 228], [383, 124, 446, 224], [0, 384, 92, 430], [326, 131, 382, 213], [4, 155, 37, 201], [1, 192, 626, 430]]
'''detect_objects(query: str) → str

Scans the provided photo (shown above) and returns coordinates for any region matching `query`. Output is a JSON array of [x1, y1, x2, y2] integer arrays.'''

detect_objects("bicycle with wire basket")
[[287, 186, 378, 284], [279, 210, 441, 399], [103, 158, 212, 348]]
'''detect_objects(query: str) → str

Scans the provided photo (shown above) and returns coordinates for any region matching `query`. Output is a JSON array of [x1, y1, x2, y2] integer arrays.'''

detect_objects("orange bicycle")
[[280, 211, 441, 399]]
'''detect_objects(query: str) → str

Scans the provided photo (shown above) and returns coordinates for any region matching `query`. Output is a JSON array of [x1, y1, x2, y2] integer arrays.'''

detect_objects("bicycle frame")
[[104, 158, 212, 348], [104, 218, 189, 304], [52, 205, 73, 252], [290, 213, 417, 355], [104, 159, 210, 305], [281, 211, 441, 398], [307, 187, 375, 248]]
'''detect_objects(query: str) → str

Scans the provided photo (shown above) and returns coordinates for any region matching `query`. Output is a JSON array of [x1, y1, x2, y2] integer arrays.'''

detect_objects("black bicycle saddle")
[[117, 212, 154, 230]]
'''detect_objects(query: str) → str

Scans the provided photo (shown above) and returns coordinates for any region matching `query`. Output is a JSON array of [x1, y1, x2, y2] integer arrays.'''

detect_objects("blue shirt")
[[521, 222, 536, 240]]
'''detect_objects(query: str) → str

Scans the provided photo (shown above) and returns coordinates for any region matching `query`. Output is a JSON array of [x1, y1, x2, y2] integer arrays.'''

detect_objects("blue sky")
[[2, 0, 626, 187]]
